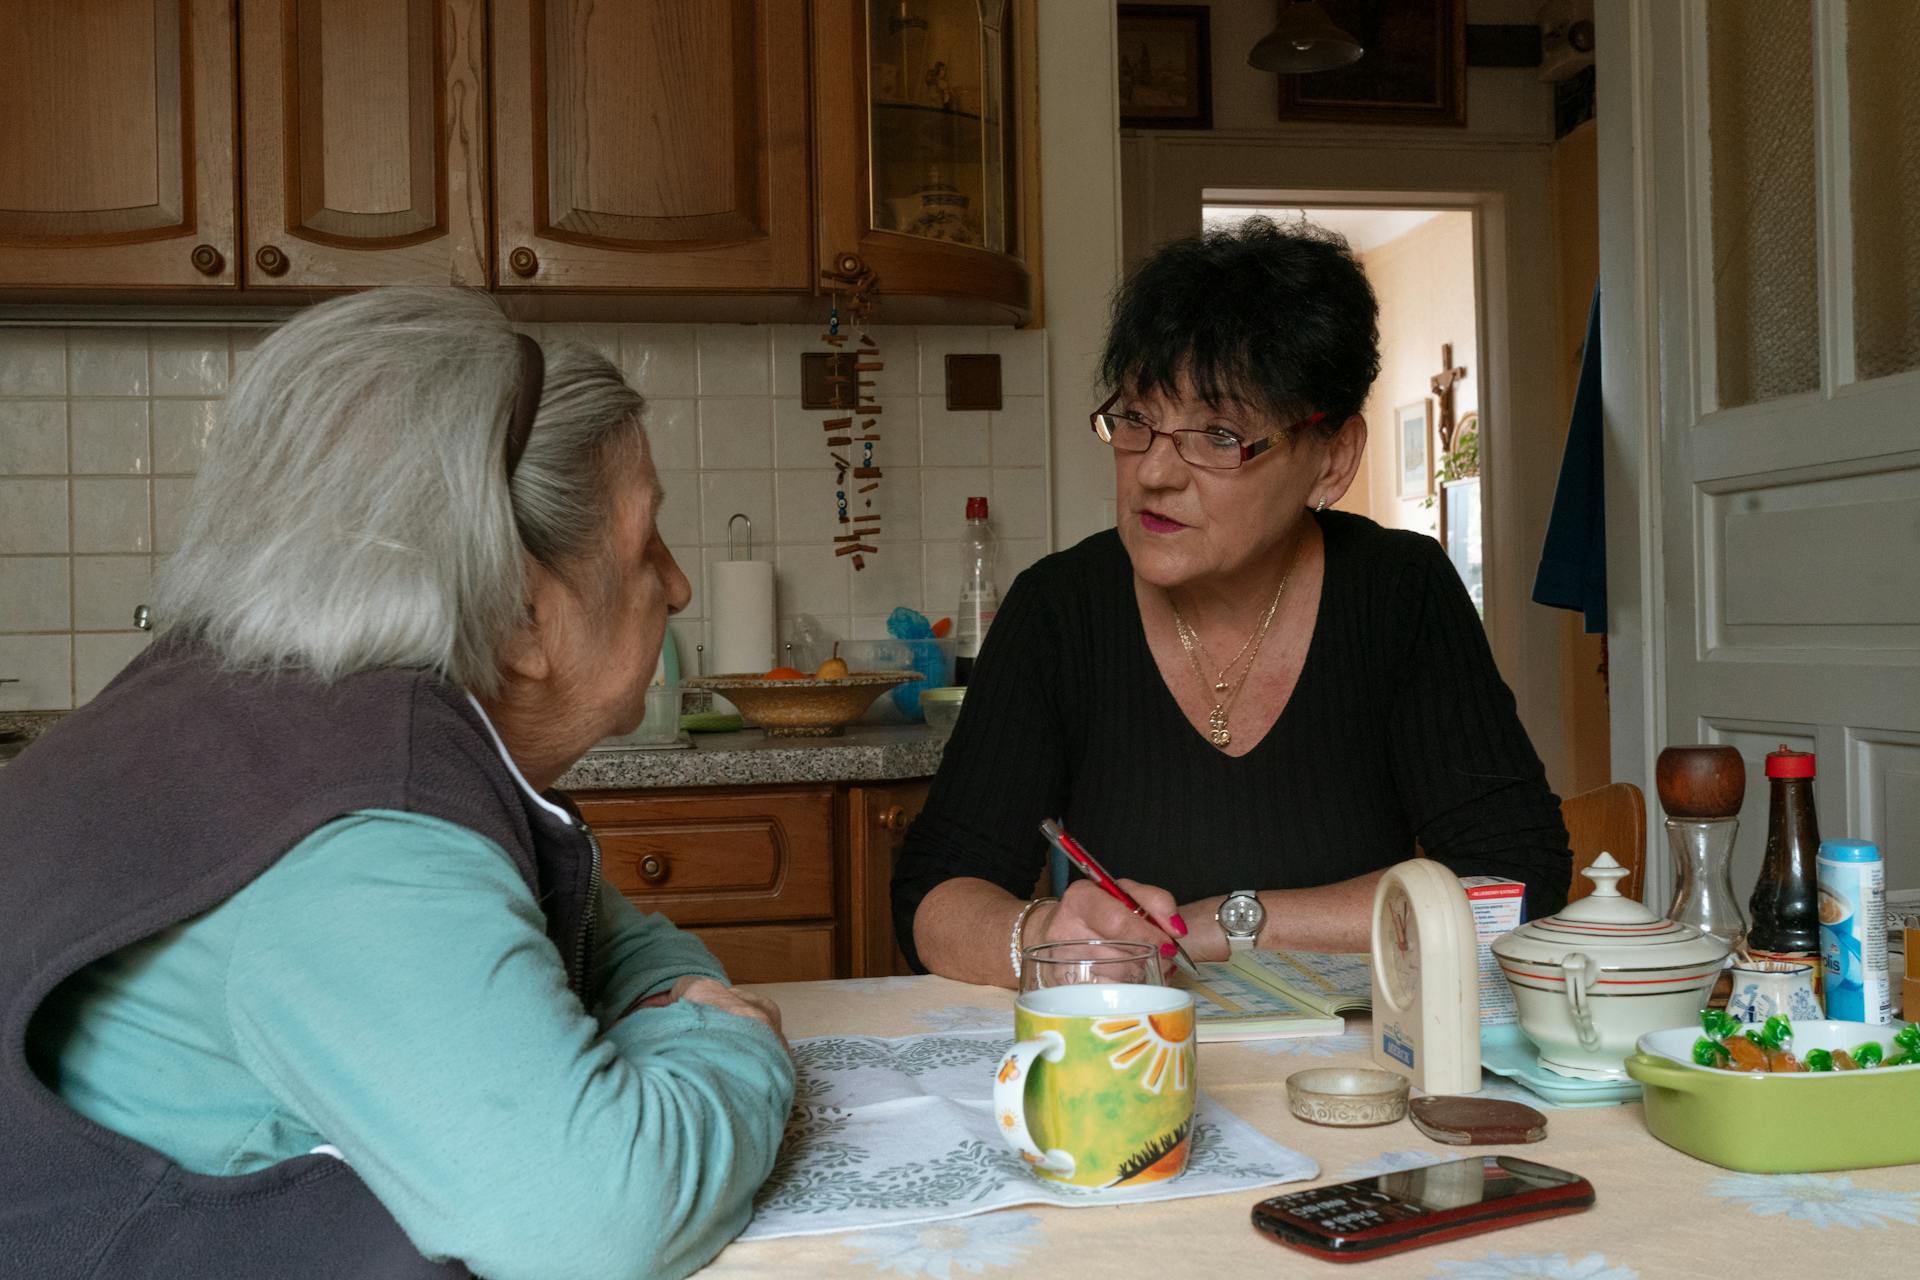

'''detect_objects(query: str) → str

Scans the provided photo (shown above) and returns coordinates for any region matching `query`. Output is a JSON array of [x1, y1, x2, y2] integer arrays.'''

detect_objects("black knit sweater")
[[891, 510, 1572, 971]]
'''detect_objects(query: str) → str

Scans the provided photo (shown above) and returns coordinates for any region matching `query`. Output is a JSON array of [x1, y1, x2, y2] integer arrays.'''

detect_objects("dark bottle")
[[1747, 745, 1822, 982]]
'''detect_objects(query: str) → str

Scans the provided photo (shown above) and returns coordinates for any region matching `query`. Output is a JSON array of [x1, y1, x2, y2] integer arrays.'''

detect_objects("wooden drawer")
[[581, 788, 835, 926], [689, 924, 837, 985]]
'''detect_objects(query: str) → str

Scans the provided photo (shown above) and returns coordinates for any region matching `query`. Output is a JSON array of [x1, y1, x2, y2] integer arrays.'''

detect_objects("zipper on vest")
[[573, 823, 603, 988]]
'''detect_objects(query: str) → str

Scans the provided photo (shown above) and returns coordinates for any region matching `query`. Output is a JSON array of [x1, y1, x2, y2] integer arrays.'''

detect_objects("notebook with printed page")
[[1181, 950, 1372, 1042]]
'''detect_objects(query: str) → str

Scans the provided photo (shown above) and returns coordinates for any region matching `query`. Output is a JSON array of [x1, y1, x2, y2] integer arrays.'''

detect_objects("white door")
[[1601, 0, 1920, 907]]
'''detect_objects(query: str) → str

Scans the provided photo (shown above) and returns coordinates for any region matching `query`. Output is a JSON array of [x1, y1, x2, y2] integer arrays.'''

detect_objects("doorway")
[[1202, 202, 1485, 613]]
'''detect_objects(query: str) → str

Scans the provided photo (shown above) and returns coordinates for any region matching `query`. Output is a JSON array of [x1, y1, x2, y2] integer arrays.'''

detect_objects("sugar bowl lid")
[[1490, 853, 1729, 969]]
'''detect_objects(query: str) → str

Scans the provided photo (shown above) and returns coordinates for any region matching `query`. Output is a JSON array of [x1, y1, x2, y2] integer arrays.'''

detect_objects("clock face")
[[1377, 884, 1420, 1010], [1219, 894, 1262, 935]]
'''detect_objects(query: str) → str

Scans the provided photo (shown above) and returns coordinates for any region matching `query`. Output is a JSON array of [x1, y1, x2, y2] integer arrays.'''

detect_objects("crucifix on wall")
[[1429, 343, 1468, 547]]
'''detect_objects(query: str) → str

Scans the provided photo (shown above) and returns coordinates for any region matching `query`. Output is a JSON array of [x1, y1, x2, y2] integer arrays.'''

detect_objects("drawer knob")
[[254, 244, 289, 276], [878, 805, 907, 832], [639, 854, 668, 882], [508, 246, 539, 277], [190, 244, 225, 276]]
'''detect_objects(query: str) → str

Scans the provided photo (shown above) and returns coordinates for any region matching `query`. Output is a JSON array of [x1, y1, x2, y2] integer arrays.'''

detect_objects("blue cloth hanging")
[[1532, 283, 1607, 633]]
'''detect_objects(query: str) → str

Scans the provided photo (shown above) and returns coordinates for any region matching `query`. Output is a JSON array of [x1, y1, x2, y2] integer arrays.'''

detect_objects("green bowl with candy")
[[1625, 1019, 1920, 1172]]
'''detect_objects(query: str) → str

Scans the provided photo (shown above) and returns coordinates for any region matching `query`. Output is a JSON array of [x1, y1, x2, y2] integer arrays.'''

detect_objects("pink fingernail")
[[1170, 914, 1189, 937], [1160, 942, 1178, 959]]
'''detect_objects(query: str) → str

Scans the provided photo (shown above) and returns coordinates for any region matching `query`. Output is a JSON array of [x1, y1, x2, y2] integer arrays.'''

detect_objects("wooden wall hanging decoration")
[[820, 254, 883, 571]]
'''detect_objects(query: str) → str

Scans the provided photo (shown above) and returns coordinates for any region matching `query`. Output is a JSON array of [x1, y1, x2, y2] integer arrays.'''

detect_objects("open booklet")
[[1177, 950, 1373, 1043]]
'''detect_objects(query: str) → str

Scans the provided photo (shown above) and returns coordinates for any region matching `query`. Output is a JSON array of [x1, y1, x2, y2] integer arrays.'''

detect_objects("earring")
[[1315, 496, 1329, 512]]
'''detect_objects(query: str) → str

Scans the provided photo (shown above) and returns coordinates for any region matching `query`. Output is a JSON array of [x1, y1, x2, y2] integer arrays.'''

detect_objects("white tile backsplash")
[[151, 399, 221, 474], [72, 555, 153, 631], [0, 401, 67, 475], [69, 400, 150, 475], [0, 479, 69, 554], [0, 634, 72, 709], [0, 557, 69, 631], [1, 321, 1049, 706], [67, 330, 150, 397], [72, 479, 150, 553], [0, 330, 66, 396]]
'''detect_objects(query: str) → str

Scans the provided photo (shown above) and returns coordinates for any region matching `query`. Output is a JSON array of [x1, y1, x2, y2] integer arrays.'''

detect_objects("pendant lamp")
[[1248, 1, 1365, 74]]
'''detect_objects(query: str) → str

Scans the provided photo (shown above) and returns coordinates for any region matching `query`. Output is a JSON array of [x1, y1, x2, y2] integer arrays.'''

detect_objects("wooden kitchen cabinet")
[[489, 0, 813, 293], [237, 0, 489, 288], [0, 0, 238, 290], [572, 777, 931, 985], [812, 0, 1033, 324]]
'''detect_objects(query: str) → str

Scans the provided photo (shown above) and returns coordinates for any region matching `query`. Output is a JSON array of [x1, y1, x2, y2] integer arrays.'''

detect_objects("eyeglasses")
[[1089, 392, 1326, 471]]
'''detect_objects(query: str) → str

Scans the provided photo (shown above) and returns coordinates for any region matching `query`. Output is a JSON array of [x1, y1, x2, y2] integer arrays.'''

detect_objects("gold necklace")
[[1171, 551, 1299, 749]]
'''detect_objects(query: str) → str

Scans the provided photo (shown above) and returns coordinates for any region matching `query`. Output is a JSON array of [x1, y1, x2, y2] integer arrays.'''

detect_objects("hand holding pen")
[[1038, 818, 1200, 978]]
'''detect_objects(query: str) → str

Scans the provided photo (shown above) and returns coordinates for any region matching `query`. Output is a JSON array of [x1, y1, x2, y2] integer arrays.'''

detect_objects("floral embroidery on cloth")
[[1707, 1173, 1920, 1229], [739, 1030, 1315, 1241], [1429, 1252, 1639, 1279], [844, 1212, 1045, 1277]]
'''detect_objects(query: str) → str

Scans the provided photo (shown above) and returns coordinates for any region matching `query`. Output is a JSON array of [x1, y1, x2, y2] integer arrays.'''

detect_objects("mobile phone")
[[1251, 1155, 1594, 1263]]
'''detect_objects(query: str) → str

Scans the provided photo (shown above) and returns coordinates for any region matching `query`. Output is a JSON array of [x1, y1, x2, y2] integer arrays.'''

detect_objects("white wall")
[[1354, 212, 1479, 539]]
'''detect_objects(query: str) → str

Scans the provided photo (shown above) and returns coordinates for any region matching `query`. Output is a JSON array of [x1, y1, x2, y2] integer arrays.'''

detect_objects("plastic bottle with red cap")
[[954, 497, 997, 686], [1747, 744, 1823, 997]]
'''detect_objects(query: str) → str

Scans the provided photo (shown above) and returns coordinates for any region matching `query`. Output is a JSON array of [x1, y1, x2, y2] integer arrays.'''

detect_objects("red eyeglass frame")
[[1089, 390, 1327, 469]]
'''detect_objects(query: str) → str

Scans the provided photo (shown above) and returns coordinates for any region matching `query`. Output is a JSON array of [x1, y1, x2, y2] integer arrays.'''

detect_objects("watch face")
[[1219, 894, 1263, 935]]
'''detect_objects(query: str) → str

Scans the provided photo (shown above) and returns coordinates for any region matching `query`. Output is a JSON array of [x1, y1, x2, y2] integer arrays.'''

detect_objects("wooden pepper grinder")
[[1656, 745, 1748, 1005]]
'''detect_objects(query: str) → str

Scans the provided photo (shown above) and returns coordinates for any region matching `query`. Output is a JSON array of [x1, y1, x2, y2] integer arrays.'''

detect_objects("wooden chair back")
[[1562, 782, 1648, 905]]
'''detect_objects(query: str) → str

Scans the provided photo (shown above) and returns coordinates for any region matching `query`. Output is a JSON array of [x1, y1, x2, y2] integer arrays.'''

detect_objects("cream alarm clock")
[[1371, 859, 1481, 1094]]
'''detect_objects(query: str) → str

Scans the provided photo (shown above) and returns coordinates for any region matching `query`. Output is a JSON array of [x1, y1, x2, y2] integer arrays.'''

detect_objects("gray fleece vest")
[[0, 641, 600, 1279]]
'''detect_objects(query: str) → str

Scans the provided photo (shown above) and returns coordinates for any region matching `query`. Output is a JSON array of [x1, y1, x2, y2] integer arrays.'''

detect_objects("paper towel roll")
[[709, 559, 776, 675]]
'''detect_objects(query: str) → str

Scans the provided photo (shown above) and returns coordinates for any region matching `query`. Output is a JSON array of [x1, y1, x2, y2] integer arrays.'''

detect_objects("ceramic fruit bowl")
[[1627, 1021, 1920, 1172], [1491, 853, 1728, 1082], [1285, 1067, 1410, 1127], [686, 672, 914, 737]]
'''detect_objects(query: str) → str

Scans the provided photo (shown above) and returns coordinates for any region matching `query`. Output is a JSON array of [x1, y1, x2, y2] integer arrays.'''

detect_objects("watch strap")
[[1219, 889, 1262, 952]]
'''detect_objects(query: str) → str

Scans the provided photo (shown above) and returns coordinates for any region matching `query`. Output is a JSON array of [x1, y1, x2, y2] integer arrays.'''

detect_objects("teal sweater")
[[26, 810, 795, 1280]]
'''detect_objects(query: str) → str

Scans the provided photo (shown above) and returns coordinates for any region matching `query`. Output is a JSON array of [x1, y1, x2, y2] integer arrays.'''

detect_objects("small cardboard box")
[[1459, 876, 1526, 1027]]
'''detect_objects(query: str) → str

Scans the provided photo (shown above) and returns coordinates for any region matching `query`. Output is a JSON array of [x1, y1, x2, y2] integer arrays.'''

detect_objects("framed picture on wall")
[[1117, 5, 1214, 130], [1395, 399, 1433, 499], [1276, 0, 1467, 127]]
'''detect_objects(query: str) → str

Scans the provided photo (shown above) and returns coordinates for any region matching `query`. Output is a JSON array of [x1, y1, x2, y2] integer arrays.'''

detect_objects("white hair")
[[154, 287, 647, 696]]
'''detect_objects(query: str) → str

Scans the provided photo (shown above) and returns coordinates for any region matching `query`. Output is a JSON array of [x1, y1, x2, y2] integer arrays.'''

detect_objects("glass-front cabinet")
[[867, 0, 1008, 253], [817, 0, 1033, 324]]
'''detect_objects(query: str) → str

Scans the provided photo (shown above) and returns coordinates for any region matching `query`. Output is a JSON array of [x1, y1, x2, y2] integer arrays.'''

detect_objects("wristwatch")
[[1216, 890, 1265, 953]]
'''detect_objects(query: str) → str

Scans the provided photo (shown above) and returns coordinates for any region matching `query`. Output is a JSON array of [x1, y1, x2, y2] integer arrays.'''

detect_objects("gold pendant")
[[1208, 705, 1231, 748], [1213, 680, 1229, 693]]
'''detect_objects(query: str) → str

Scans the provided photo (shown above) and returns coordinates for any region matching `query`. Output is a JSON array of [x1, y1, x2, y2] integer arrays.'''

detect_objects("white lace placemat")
[[741, 1030, 1318, 1241]]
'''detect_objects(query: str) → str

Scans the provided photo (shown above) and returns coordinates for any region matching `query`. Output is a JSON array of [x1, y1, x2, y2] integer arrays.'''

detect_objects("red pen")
[[1039, 818, 1200, 978]]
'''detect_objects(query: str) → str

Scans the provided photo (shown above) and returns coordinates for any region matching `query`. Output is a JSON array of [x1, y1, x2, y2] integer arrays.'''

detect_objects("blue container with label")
[[1816, 838, 1890, 1024]]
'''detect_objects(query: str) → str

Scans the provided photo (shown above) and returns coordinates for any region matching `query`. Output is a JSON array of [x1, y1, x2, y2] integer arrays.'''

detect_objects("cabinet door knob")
[[190, 244, 225, 276], [254, 244, 289, 276], [878, 805, 907, 832], [508, 246, 539, 278], [639, 854, 668, 882]]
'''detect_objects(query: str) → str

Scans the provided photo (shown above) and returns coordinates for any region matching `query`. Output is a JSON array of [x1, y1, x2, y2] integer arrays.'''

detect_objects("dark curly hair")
[[1099, 217, 1381, 438]]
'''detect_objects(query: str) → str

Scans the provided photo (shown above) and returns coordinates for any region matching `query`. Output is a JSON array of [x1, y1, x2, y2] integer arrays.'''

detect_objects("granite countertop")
[[0, 710, 945, 787], [559, 724, 947, 790]]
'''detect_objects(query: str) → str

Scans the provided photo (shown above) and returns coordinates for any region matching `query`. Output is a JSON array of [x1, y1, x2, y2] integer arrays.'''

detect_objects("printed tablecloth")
[[704, 976, 1919, 1278]]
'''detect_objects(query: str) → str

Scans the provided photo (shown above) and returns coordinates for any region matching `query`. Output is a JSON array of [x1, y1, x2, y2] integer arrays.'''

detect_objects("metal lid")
[[1490, 853, 1728, 969]]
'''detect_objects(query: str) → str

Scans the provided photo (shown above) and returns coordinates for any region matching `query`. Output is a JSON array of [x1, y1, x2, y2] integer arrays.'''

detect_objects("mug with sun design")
[[993, 983, 1196, 1192]]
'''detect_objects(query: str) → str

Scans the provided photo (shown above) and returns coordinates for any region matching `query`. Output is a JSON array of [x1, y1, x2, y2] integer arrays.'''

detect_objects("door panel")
[[0, 0, 236, 287], [491, 0, 810, 290], [240, 0, 488, 286], [1631, 0, 1920, 900]]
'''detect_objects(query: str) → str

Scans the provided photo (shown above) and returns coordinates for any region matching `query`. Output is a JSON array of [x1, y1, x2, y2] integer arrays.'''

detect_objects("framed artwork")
[[1276, 0, 1467, 127], [1395, 399, 1433, 500], [1118, 5, 1213, 130]]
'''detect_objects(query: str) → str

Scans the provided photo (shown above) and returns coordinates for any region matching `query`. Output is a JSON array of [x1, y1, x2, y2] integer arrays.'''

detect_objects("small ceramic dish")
[[1285, 1067, 1410, 1128]]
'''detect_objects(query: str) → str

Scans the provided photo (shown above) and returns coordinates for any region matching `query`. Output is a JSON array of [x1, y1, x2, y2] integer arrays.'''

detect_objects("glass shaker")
[[1655, 745, 1749, 967]]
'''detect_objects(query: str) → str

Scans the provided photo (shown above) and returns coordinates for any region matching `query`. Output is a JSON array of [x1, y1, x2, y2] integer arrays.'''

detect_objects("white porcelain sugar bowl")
[[1491, 853, 1729, 1081]]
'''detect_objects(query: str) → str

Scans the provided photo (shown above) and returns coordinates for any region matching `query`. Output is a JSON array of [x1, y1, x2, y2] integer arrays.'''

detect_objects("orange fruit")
[[764, 666, 806, 680]]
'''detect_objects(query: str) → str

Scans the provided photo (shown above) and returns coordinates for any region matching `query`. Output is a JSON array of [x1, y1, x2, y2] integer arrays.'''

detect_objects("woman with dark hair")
[[892, 218, 1571, 985]]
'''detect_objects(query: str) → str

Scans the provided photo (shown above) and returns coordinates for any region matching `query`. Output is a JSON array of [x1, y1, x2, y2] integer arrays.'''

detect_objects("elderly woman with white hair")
[[0, 290, 793, 1280]]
